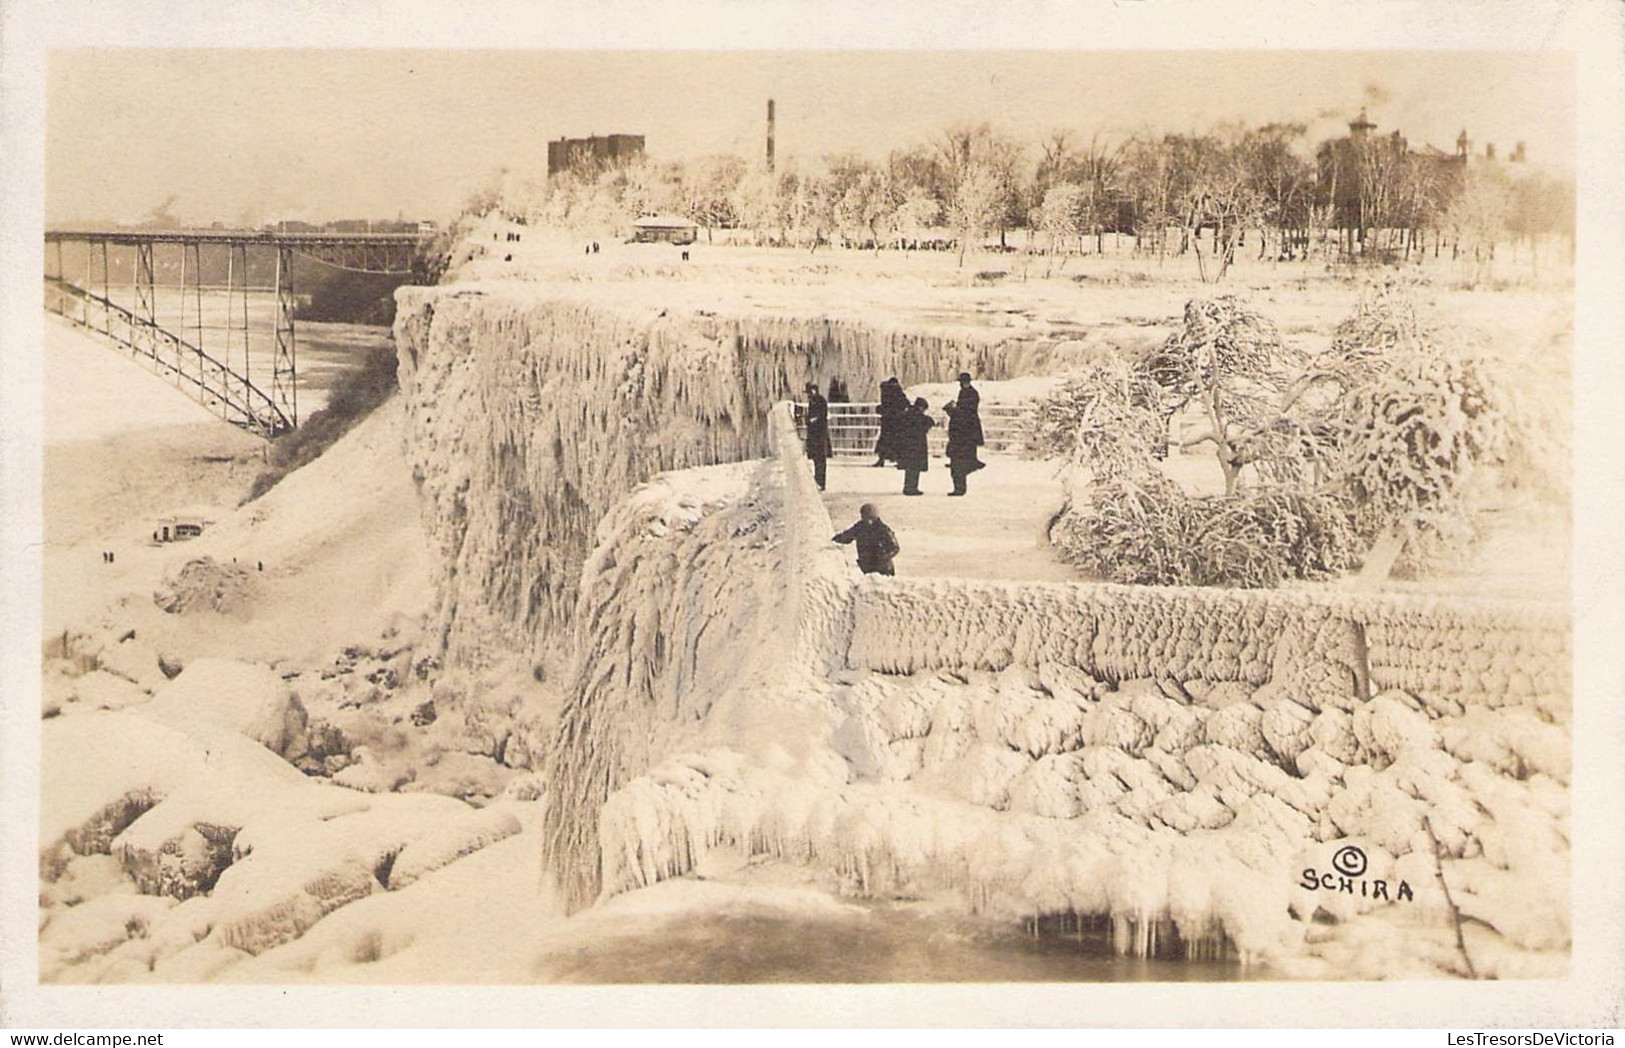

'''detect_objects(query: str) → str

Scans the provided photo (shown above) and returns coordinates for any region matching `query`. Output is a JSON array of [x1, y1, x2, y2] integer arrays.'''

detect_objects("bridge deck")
[[45, 229, 425, 247]]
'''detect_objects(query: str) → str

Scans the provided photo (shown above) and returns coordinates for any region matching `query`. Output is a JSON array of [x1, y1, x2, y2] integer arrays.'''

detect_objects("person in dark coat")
[[832, 503, 900, 576], [943, 401, 986, 496], [824, 378, 850, 453], [802, 381, 834, 491], [955, 372, 985, 448], [872, 377, 907, 467], [897, 397, 934, 496]]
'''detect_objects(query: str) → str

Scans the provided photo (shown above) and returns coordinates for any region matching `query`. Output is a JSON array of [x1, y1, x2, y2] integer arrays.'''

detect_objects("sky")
[[45, 49, 1576, 226]]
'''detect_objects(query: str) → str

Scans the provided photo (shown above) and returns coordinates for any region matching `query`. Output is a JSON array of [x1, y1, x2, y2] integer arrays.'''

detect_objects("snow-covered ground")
[[822, 458, 1072, 582], [35, 229, 1572, 985]]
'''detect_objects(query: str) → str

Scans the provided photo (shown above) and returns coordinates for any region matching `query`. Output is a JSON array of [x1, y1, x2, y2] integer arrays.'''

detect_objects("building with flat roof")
[[630, 214, 698, 245], [548, 134, 645, 177]]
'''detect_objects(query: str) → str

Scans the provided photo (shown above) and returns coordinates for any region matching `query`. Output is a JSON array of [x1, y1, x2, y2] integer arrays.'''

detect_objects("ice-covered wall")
[[844, 578, 1570, 715], [393, 287, 1012, 674]]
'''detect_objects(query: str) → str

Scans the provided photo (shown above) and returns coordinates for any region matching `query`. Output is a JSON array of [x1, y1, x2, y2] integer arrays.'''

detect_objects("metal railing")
[[792, 401, 1036, 457]]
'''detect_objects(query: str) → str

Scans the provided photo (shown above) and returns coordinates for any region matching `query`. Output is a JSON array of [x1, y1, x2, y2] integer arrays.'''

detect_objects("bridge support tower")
[[273, 245, 298, 427]]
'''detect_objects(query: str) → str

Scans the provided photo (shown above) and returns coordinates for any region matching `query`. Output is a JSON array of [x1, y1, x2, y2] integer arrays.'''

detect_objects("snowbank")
[[142, 658, 310, 758]]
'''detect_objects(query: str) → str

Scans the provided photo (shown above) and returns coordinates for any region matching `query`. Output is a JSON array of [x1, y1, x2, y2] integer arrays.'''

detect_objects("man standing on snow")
[[942, 399, 985, 496], [802, 381, 834, 491], [897, 396, 934, 496], [832, 503, 900, 576], [955, 372, 985, 449]]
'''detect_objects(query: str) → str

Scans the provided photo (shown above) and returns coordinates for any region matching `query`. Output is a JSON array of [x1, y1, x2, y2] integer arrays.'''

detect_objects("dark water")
[[537, 903, 1269, 984]]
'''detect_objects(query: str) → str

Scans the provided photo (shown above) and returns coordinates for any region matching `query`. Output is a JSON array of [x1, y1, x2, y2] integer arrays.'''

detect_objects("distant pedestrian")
[[898, 397, 934, 496], [832, 503, 900, 576], [681, 250, 690, 262], [943, 400, 985, 496], [955, 372, 985, 449], [827, 377, 850, 403], [109, 551, 114, 564], [257, 561, 263, 572], [585, 245, 591, 255], [802, 381, 833, 491], [873, 377, 907, 468]]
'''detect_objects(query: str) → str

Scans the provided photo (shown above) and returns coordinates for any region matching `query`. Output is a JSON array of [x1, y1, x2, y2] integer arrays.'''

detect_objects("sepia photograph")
[[2, 0, 1623, 1032]]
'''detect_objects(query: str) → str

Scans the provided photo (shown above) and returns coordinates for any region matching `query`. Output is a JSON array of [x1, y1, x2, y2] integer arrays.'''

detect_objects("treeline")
[[473, 120, 1575, 282]]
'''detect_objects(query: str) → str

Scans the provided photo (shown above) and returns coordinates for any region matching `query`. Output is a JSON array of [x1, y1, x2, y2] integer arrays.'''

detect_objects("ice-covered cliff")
[[393, 286, 1027, 677]]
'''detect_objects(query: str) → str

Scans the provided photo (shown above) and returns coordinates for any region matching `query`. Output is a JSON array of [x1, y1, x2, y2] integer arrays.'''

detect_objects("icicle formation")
[[393, 288, 1013, 675], [539, 460, 794, 912], [542, 407, 860, 913]]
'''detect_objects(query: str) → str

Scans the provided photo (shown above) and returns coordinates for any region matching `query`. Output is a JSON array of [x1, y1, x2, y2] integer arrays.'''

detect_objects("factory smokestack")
[[767, 99, 776, 173]]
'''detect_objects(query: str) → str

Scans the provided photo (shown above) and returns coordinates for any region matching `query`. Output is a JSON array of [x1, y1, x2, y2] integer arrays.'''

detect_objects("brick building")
[[547, 134, 646, 177], [1316, 109, 1471, 252]]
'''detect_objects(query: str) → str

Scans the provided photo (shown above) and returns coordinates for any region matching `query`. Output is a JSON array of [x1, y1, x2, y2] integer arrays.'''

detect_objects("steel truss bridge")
[[43, 229, 424, 439]]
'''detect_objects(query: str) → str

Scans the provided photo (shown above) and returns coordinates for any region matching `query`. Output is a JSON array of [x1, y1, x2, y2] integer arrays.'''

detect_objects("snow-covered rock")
[[143, 658, 310, 759]]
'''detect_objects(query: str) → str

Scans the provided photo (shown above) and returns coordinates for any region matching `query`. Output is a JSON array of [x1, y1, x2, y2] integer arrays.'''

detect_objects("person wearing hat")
[[955, 372, 985, 449], [802, 381, 834, 491], [897, 397, 934, 496], [832, 503, 900, 576]]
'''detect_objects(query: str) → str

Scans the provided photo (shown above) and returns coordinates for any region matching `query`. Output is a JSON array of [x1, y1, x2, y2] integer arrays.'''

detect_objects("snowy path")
[[821, 457, 1077, 583]]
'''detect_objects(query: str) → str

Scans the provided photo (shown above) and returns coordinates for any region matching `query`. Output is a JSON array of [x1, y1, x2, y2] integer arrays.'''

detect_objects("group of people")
[[812, 372, 990, 579], [873, 372, 986, 497], [802, 372, 987, 497]]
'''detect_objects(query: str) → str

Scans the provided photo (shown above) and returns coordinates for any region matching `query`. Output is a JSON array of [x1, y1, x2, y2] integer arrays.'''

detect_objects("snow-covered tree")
[[1144, 296, 1308, 494], [1033, 357, 1167, 482], [1041, 286, 1534, 587], [1445, 163, 1514, 284], [948, 165, 1005, 267], [678, 155, 744, 241], [731, 167, 793, 244], [1036, 182, 1088, 269], [890, 190, 941, 249], [622, 159, 681, 222]]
